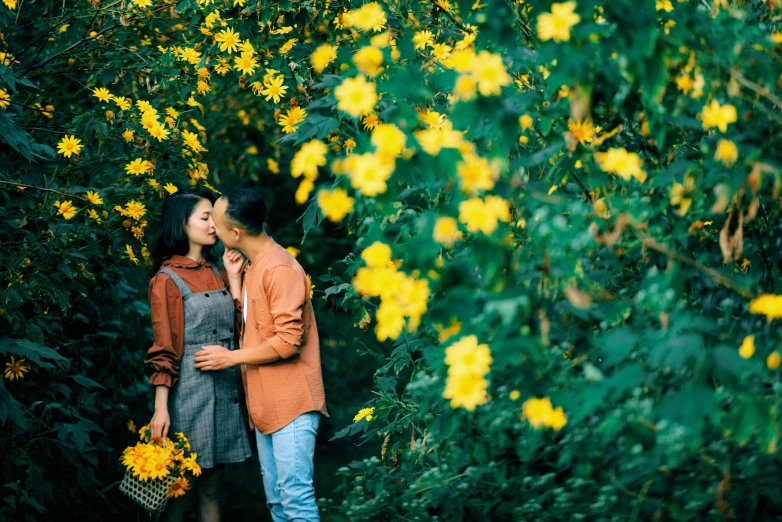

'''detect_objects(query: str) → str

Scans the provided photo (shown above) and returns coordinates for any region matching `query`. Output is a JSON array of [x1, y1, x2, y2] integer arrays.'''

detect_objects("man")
[[195, 188, 328, 522]]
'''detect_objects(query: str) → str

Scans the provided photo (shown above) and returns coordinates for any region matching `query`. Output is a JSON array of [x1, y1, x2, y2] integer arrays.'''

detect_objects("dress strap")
[[209, 263, 225, 287], [157, 268, 193, 298]]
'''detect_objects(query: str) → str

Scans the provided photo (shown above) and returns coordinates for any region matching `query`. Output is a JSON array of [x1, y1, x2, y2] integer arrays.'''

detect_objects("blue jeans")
[[255, 412, 321, 522]]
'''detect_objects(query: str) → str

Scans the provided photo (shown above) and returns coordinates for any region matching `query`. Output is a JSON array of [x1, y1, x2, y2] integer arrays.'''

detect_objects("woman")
[[144, 189, 250, 522]]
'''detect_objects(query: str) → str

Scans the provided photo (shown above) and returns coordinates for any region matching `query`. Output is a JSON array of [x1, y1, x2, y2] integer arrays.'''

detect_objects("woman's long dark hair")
[[150, 188, 218, 273]]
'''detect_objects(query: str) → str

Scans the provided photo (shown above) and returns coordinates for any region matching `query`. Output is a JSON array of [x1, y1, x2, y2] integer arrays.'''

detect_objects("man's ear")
[[232, 227, 242, 243]]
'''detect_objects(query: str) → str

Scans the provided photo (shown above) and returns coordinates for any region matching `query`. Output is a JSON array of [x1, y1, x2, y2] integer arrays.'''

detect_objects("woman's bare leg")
[[196, 466, 224, 522]]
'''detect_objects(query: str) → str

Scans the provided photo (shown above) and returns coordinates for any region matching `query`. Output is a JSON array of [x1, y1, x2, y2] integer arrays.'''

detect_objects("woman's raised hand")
[[223, 248, 245, 278]]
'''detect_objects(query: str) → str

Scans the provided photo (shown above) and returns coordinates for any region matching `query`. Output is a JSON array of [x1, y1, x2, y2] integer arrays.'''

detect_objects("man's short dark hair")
[[222, 189, 268, 236]]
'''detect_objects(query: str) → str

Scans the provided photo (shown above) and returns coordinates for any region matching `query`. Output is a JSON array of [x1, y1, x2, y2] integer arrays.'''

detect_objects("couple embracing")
[[143, 188, 327, 521]]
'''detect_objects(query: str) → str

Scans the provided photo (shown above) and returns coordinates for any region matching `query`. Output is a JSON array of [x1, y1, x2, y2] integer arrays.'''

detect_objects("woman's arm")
[[149, 385, 170, 441], [144, 274, 184, 387]]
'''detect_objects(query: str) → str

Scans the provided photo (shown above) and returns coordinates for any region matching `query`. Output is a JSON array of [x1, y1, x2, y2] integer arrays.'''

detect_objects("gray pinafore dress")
[[158, 265, 251, 469]]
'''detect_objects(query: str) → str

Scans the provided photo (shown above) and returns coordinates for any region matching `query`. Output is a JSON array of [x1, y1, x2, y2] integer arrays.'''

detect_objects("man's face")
[[211, 197, 239, 249]]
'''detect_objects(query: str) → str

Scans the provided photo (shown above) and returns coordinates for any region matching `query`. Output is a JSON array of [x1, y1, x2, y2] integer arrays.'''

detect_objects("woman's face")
[[185, 198, 217, 247]]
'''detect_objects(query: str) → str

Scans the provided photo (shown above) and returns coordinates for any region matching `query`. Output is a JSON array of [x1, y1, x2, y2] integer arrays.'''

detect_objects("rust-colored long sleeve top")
[[144, 256, 236, 387], [239, 237, 329, 434]]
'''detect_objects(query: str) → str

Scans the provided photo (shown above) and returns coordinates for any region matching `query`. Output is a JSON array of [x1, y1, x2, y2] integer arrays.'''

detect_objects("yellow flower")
[[343, 2, 386, 32], [458, 196, 510, 235], [457, 154, 499, 193], [291, 139, 328, 181], [182, 130, 206, 152], [335, 76, 378, 118], [286, 247, 300, 258], [279, 39, 298, 55], [767, 352, 781, 370], [413, 30, 434, 50], [317, 189, 354, 222], [433, 217, 463, 248], [509, 390, 521, 401], [215, 27, 241, 54], [353, 46, 384, 77], [113, 96, 132, 111], [148, 179, 160, 189], [445, 335, 492, 375], [594, 147, 646, 182], [568, 118, 594, 145], [295, 179, 315, 205], [749, 294, 782, 322], [261, 76, 289, 104], [371, 123, 406, 161], [85, 191, 104, 205], [125, 158, 154, 175], [311, 44, 338, 74], [656, 0, 673, 11], [361, 242, 392, 268], [57, 200, 78, 220], [353, 407, 375, 422], [167, 477, 191, 498], [443, 371, 489, 411], [537, 1, 581, 43], [419, 110, 446, 128], [362, 113, 381, 130], [469, 50, 511, 96], [443, 336, 492, 411], [700, 100, 737, 133], [414, 123, 465, 156], [57, 135, 83, 158], [714, 139, 738, 166], [234, 51, 259, 75], [4, 356, 30, 381], [277, 106, 307, 134], [126, 244, 139, 265], [430, 43, 452, 62], [118, 200, 147, 220], [345, 153, 394, 196], [522, 397, 567, 430], [267, 158, 280, 174], [0, 88, 10, 110], [519, 114, 533, 130], [669, 175, 695, 216], [148, 124, 170, 141], [738, 335, 755, 359], [2, 0, 17, 9], [163, 183, 178, 194], [92, 87, 112, 103]]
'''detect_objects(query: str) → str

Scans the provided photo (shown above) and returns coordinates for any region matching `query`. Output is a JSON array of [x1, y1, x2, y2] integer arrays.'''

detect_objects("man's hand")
[[194, 345, 236, 371], [223, 248, 246, 278]]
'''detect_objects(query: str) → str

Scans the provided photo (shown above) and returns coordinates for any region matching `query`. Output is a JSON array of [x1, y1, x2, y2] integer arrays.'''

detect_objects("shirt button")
[[230, 328, 234, 333], [234, 399, 239, 404], [212, 329, 217, 335], [205, 293, 210, 297], [223, 291, 228, 296]]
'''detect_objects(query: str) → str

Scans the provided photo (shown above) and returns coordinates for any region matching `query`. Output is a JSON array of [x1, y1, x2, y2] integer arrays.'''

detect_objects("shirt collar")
[[246, 236, 276, 273], [161, 255, 211, 269]]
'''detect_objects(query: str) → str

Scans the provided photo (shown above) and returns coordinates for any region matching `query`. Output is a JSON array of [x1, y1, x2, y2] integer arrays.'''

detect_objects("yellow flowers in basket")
[[119, 425, 201, 512]]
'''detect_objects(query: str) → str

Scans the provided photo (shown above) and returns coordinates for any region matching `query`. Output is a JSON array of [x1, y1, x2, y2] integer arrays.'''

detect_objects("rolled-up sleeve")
[[262, 266, 306, 360], [144, 274, 184, 387]]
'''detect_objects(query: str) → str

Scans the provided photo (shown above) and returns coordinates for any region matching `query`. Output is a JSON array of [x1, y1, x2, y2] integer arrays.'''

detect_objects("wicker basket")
[[120, 468, 178, 512]]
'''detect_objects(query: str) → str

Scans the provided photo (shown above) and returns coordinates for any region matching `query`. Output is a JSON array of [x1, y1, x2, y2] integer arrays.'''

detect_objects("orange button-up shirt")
[[239, 237, 328, 434]]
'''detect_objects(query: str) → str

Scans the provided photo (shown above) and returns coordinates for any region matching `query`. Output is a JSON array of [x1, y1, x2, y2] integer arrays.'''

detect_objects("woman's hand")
[[223, 248, 245, 278], [150, 408, 170, 442]]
